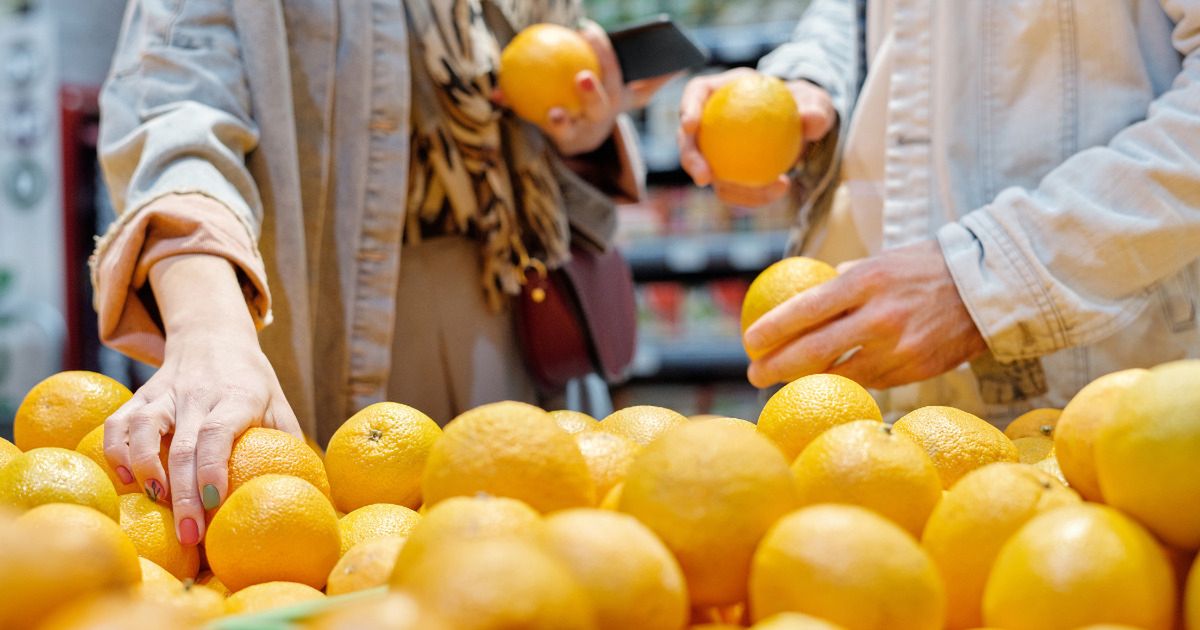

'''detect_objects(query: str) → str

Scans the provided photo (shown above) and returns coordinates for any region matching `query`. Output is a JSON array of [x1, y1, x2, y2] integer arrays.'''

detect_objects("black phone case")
[[609, 16, 710, 83]]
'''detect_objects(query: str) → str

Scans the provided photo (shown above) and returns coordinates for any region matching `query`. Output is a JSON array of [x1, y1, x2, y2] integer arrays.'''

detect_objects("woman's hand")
[[103, 254, 299, 546], [677, 68, 837, 207], [500, 20, 674, 156]]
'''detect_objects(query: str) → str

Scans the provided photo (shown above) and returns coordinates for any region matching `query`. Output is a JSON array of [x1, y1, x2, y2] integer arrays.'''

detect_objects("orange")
[[1054, 368, 1146, 501], [698, 73, 804, 187], [205, 474, 340, 591], [1012, 436, 1054, 464], [1095, 360, 1200, 550], [76, 424, 170, 495], [499, 23, 600, 127], [1003, 408, 1061, 440], [0, 447, 120, 519], [326, 402, 441, 512], [543, 508, 689, 630], [741, 258, 839, 360], [921, 463, 1081, 629], [338, 503, 421, 556], [749, 504, 944, 630], [421, 401, 594, 512], [551, 409, 599, 434], [393, 494, 545, 571], [757, 373, 882, 462], [892, 407, 1018, 489], [696, 416, 758, 433], [14, 370, 132, 451], [391, 537, 595, 630], [195, 572, 230, 598], [37, 593, 193, 630], [326, 534, 407, 596], [1186, 553, 1199, 630], [224, 581, 325, 615], [599, 405, 688, 446], [0, 437, 19, 470], [791, 420, 941, 538], [0, 503, 141, 628], [573, 430, 638, 503], [135, 557, 224, 623], [307, 592, 449, 630], [619, 420, 798, 607], [983, 503, 1176, 630], [228, 427, 330, 498], [751, 612, 847, 629], [599, 481, 623, 511], [1033, 454, 1069, 486], [119, 493, 200, 580]]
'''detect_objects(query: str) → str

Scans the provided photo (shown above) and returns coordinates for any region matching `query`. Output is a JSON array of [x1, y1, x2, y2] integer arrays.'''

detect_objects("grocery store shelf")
[[624, 231, 790, 283], [629, 337, 749, 382]]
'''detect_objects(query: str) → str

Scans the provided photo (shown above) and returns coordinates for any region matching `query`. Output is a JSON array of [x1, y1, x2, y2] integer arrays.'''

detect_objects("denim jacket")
[[761, 0, 1200, 416], [92, 0, 641, 438]]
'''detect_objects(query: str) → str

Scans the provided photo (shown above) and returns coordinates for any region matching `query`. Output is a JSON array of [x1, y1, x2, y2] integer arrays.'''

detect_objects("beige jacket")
[[93, 0, 640, 439]]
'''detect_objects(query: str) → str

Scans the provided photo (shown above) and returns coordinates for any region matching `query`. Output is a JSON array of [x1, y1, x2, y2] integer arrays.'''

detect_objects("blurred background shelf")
[[625, 230, 789, 283]]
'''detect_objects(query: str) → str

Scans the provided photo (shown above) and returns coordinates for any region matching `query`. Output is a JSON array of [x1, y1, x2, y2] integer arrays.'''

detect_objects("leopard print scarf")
[[404, 0, 581, 310]]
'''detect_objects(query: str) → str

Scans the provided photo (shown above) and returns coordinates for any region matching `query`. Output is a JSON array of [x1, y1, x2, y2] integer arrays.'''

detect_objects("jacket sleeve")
[[757, 0, 861, 252], [92, 0, 270, 365], [938, 1, 1200, 362]]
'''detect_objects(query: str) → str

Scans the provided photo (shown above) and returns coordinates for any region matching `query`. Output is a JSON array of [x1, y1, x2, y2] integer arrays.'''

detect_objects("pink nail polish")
[[115, 466, 133, 485], [178, 518, 199, 546]]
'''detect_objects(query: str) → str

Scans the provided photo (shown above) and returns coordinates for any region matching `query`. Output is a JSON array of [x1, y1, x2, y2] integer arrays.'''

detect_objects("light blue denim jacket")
[[761, 0, 1200, 413]]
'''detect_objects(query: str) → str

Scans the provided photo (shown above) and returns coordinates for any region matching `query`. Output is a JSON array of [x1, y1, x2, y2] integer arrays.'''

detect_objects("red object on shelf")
[[59, 84, 102, 370]]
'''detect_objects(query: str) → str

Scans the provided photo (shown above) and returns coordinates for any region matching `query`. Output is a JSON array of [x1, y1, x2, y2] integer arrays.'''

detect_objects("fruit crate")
[[207, 587, 385, 630]]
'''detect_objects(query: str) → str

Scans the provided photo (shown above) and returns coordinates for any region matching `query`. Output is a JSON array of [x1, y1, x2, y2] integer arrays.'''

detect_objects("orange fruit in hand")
[[205, 474, 340, 591], [14, 370, 131, 450], [619, 420, 799, 607], [76, 424, 170, 495], [543, 508, 689, 630], [326, 402, 442, 513], [337, 502, 421, 556], [749, 504, 944, 630], [699, 73, 804, 187], [0, 447, 120, 519], [1095, 360, 1200, 550], [392, 537, 595, 630], [422, 401, 594, 512], [1003, 408, 1061, 440], [599, 405, 688, 446], [1054, 368, 1147, 501], [741, 257, 839, 360], [792, 420, 942, 538], [499, 23, 600, 127], [892, 406, 1018, 489], [921, 463, 1080, 629], [983, 503, 1176, 630], [224, 581, 325, 615], [228, 427, 330, 498], [756, 373, 882, 462], [0, 503, 141, 628], [119, 493, 200, 581]]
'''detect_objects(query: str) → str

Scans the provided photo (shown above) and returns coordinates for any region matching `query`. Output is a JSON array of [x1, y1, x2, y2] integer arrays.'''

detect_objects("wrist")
[[150, 254, 260, 345]]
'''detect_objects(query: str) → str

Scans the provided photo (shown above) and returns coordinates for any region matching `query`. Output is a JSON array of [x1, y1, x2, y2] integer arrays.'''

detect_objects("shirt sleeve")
[[938, 1, 1200, 361], [92, 0, 270, 363]]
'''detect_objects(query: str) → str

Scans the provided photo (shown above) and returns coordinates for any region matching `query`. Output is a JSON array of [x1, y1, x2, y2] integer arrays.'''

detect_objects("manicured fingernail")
[[116, 466, 133, 485], [580, 75, 596, 92], [178, 518, 199, 546], [201, 484, 220, 511], [145, 479, 165, 503]]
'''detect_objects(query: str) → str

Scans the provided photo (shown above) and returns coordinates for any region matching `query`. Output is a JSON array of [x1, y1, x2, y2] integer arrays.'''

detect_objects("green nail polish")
[[202, 484, 220, 510]]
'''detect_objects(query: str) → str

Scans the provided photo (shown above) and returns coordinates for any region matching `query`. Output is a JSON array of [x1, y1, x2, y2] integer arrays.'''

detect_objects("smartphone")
[[608, 15, 710, 83]]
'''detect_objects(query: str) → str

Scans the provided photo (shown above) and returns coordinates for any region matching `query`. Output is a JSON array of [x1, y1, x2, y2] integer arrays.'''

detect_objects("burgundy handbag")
[[515, 244, 638, 392]]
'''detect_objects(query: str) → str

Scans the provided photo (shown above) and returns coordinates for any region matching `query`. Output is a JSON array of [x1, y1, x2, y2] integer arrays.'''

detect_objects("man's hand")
[[678, 68, 836, 207], [743, 241, 989, 389]]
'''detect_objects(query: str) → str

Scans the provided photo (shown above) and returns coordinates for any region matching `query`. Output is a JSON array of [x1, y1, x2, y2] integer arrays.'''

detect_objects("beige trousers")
[[387, 237, 539, 425]]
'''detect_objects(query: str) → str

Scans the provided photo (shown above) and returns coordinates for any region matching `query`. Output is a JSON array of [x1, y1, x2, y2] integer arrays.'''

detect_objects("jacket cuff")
[[90, 192, 271, 366]]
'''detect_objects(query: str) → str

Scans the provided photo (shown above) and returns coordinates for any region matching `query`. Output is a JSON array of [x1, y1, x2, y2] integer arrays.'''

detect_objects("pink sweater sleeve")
[[89, 193, 272, 366]]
